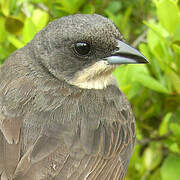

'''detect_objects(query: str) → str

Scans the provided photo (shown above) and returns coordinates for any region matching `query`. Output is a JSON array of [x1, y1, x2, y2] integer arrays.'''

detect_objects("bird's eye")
[[74, 42, 91, 56]]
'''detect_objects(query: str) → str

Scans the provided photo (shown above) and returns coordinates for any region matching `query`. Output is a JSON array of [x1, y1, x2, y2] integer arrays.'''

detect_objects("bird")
[[0, 14, 148, 180]]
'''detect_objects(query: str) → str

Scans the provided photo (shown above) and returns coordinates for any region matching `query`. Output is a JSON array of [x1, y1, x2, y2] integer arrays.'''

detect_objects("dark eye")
[[74, 42, 91, 56]]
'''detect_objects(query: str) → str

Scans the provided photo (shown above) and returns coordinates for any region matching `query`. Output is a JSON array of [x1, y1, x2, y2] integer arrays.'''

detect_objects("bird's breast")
[[21, 84, 135, 160]]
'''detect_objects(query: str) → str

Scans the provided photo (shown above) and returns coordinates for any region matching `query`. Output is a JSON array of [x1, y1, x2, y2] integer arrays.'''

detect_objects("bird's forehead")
[[69, 25, 119, 50], [50, 14, 122, 50], [58, 14, 119, 32]]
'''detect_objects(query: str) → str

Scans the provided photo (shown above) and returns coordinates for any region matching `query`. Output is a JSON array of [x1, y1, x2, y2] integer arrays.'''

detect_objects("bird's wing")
[[13, 114, 135, 180], [0, 76, 36, 179], [78, 101, 136, 180], [0, 78, 135, 180], [13, 92, 136, 180], [54, 114, 135, 180], [70, 92, 136, 180], [77, 90, 136, 158]]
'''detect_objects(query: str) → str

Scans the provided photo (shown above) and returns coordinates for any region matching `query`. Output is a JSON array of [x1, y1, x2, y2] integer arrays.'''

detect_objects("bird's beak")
[[104, 40, 149, 65]]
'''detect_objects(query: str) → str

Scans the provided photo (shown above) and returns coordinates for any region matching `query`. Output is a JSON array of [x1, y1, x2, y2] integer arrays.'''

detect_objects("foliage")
[[0, 0, 180, 179]]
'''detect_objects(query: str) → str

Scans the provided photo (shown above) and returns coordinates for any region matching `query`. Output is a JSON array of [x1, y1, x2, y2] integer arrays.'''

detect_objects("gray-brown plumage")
[[0, 14, 148, 180]]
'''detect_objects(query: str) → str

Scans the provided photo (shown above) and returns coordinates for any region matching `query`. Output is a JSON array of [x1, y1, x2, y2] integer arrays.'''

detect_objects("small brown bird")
[[0, 14, 148, 180]]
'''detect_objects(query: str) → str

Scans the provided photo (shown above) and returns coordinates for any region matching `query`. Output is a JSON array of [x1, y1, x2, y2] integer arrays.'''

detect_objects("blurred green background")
[[0, 0, 180, 179]]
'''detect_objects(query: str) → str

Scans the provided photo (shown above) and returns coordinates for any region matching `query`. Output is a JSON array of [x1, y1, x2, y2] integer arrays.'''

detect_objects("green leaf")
[[174, 24, 180, 41], [9, 0, 18, 13], [170, 123, 180, 140], [72, 0, 86, 9], [149, 169, 162, 180], [155, 0, 180, 34], [0, 45, 9, 63], [169, 143, 180, 153], [56, 0, 85, 13], [51, 3, 69, 17], [82, 3, 95, 14], [113, 65, 149, 98], [8, 34, 24, 49], [135, 73, 169, 94], [0, 17, 7, 42], [139, 43, 151, 61], [139, 43, 164, 82], [144, 20, 169, 46], [145, 21, 171, 72], [5, 16, 24, 35], [159, 112, 172, 136], [106, 1, 122, 14], [146, 28, 165, 60], [1, 0, 10, 16], [161, 154, 180, 180], [172, 44, 180, 55], [57, 0, 72, 9], [169, 70, 180, 93], [31, 0, 44, 3], [32, 9, 49, 32], [121, 6, 132, 32], [22, 18, 37, 44], [105, 11, 123, 31], [143, 145, 162, 170], [174, 108, 180, 123]]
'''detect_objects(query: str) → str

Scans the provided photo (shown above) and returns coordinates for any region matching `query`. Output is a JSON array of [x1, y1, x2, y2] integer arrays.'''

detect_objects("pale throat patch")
[[68, 60, 118, 89]]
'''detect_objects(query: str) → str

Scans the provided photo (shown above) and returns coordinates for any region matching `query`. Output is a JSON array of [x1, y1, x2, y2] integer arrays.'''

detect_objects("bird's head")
[[30, 14, 148, 89]]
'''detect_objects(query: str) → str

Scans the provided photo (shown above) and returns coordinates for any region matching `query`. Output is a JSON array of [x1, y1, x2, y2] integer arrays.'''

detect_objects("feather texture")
[[0, 14, 136, 180]]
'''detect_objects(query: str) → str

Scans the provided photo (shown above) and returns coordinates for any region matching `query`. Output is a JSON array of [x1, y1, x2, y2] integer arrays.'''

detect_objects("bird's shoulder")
[[27, 84, 136, 180], [24, 83, 136, 161], [76, 85, 136, 158], [0, 52, 38, 178], [0, 52, 37, 144]]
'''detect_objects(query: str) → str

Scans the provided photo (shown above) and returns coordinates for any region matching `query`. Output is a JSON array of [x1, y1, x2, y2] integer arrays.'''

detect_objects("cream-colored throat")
[[68, 61, 118, 89]]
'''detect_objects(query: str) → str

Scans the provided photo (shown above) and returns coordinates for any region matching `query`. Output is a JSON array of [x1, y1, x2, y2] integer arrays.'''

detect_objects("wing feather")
[[0, 76, 36, 179]]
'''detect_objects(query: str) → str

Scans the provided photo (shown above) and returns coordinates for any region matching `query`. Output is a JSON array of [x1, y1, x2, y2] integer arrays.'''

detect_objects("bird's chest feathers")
[[22, 84, 130, 158]]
